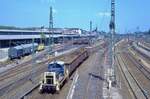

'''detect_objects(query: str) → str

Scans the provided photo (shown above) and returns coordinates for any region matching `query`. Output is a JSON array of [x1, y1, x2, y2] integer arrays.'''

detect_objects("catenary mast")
[[109, 0, 116, 85], [49, 6, 53, 55]]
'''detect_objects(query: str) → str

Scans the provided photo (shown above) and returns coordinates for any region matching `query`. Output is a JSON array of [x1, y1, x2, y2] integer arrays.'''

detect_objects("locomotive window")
[[52, 63, 63, 68]]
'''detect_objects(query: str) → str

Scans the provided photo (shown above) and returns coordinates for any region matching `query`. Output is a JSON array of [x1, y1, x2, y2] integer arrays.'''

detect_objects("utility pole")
[[49, 6, 53, 55], [40, 26, 44, 44], [30, 38, 35, 83], [136, 26, 139, 42], [89, 21, 93, 45], [90, 21, 92, 32], [109, 0, 116, 86], [110, 0, 115, 34]]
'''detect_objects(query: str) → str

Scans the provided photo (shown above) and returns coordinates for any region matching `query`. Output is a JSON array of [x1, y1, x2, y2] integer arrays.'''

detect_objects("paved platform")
[[72, 50, 105, 99]]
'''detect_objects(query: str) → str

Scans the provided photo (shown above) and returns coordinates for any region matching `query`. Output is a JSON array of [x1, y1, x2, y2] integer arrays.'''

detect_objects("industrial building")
[[0, 28, 94, 48]]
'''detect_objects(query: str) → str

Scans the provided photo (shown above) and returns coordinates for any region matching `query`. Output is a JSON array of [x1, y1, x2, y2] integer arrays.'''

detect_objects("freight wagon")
[[39, 50, 89, 93], [73, 39, 90, 45], [8, 43, 38, 59]]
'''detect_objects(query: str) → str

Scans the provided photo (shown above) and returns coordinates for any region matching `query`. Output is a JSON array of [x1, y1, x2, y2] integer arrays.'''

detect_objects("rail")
[[138, 42, 150, 52], [20, 50, 87, 98], [132, 42, 150, 59], [0, 41, 107, 99], [0, 47, 83, 99], [127, 52, 150, 80], [129, 48, 150, 74], [116, 53, 148, 99]]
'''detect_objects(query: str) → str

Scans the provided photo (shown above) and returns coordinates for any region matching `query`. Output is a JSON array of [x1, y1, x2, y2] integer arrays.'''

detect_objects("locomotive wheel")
[[56, 85, 60, 94]]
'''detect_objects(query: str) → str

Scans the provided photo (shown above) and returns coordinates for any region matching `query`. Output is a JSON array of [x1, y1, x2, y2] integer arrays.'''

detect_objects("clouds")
[[97, 12, 111, 17]]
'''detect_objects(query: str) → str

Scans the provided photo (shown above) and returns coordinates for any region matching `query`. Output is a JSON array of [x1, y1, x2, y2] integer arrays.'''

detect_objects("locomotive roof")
[[49, 60, 65, 65]]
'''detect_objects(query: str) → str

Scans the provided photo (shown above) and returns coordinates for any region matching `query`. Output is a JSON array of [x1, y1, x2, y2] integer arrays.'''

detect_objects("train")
[[39, 49, 89, 93], [8, 43, 38, 59], [73, 38, 90, 45], [37, 44, 45, 51]]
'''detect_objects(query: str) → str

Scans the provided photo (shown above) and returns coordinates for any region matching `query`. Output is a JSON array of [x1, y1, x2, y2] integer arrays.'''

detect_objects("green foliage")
[[40, 32, 46, 39], [40, 32, 46, 44]]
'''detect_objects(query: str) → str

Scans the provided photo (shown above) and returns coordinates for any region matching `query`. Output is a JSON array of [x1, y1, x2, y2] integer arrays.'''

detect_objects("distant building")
[[62, 28, 83, 35]]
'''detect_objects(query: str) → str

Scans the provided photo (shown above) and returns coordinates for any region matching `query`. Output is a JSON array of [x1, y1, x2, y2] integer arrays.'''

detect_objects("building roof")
[[0, 34, 80, 40]]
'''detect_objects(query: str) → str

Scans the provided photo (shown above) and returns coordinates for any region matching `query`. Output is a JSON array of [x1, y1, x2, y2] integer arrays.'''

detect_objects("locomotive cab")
[[39, 61, 69, 93], [39, 72, 57, 92]]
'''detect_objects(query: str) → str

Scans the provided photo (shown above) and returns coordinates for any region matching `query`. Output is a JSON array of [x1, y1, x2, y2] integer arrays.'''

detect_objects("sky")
[[0, 0, 150, 33]]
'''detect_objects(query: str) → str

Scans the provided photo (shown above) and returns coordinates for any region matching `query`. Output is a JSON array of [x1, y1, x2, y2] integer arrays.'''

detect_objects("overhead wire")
[[99, 0, 111, 32]]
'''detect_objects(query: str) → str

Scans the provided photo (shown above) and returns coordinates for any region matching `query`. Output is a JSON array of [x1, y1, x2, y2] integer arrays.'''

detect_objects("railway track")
[[132, 45, 150, 60], [0, 46, 81, 86], [128, 49, 150, 79], [24, 46, 107, 99], [0, 49, 51, 82], [0, 43, 75, 70], [0, 47, 83, 98], [0, 54, 49, 81], [124, 52, 150, 97], [116, 51, 149, 99], [137, 42, 150, 52], [0, 41, 107, 99], [0, 62, 47, 96], [0, 55, 52, 93]]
